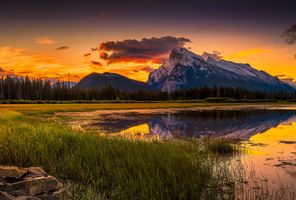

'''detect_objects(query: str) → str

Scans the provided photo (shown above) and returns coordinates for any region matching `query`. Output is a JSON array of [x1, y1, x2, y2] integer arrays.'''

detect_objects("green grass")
[[0, 102, 295, 118], [0, 102, 212, 113], [0, 105, 295, 199], [0, 110, 236, 199], [0, 109, 22, 119], [0, 99, 295, 104], [205, 138, 239, 155]]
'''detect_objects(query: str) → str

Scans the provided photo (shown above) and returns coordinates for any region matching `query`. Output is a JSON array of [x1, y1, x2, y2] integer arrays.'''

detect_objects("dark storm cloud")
[[99, 52, 108, 60], [91, 61, 102, 66], [283, 24, 296, 44], [56, 46, 69, 50], [282, 24, 296, 58], [201, 51, 222, 61], [98, 36, 191, 64], [0, 67, 5, 72]]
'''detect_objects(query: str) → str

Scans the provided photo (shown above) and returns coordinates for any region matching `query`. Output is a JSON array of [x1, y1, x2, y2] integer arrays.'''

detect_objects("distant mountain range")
[[77, 72, 152, 92], [77, 48, 295, 93]]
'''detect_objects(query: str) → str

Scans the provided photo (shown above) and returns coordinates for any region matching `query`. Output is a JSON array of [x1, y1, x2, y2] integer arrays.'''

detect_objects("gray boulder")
[[0, 166, 71, 200]]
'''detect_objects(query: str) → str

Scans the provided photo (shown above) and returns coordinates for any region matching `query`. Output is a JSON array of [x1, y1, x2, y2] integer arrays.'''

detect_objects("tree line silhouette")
[[0, 76, 295, 101]]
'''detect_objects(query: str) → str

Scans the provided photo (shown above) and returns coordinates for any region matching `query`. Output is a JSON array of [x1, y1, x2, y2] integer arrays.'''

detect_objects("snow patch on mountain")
[[148, 47, 295, 93]]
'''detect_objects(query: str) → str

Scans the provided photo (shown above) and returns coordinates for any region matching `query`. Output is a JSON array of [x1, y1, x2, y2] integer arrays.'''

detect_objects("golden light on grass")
[[110, 123, 160, 140]]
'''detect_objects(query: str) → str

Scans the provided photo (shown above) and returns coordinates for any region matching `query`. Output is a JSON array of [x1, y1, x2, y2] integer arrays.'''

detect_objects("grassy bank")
[[0, 102, 209, 113], [1, 105, 295, 199], [0, 110, 238, 199], [0, 102, 295, 115], [0, 98, 295, 105]]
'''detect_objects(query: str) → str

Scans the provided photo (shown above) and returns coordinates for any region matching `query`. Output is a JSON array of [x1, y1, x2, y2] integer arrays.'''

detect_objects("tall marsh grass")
[[0, 111, 234, 199], [0, 110, 295, 199]]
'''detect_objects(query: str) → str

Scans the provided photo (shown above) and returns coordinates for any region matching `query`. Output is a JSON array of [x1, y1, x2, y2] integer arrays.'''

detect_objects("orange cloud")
[[139, 66, 154, 73], [223, 47, 271, 60], [91, 61, 102, 66], [201, 51, 222, 60], [56, 46, 69, 50], [0, 45, 160, 82], [97, 62, 159, 81], [103, 57, 165, 65], [0, 67, 16, 77], [0, 46, 89, 82], [34, 37, 57, 45]]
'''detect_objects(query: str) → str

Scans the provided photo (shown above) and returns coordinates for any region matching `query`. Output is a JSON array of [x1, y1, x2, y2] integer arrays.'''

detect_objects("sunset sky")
[[0, 0, 296, 83]]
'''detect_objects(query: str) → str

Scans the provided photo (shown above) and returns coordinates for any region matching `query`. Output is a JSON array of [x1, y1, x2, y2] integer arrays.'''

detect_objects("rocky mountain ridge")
[[77, 47, 295, 94], [148, 47, 295, 92]]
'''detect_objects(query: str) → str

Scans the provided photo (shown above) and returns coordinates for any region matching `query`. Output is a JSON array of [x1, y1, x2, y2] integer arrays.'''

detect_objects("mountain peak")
[[171, 47, 190, 54], [148, 48, 295, 93], [147, 47, 206, 89], [206, 56, 218, 63], [86, 72, 123, 79], [102, 72, 122, 77], [169, 47, 205, 63], [78, 72, 153, 92], [85, 72, 101, 78]]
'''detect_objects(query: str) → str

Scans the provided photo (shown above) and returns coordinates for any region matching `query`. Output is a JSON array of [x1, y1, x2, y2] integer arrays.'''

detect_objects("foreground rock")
[[0, 166, 71, 199]]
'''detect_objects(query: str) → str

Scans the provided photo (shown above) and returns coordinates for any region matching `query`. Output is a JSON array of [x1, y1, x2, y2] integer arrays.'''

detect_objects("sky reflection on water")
[[58, 108, 296, 187]]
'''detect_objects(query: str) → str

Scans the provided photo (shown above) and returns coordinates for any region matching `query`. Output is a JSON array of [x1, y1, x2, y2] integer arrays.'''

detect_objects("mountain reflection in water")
[[88, 110, 296, 140], [94, 109, 296, 186], [57, 108, 296, 186]]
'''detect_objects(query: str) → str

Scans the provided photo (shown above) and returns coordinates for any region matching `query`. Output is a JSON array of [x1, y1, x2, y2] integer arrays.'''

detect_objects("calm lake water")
[[58, 106, 296, 189]]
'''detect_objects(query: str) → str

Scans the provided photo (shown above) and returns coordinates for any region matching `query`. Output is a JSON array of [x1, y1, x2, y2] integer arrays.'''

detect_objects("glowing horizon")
[[0, 0, 295, 84], [0, 43, 295, 84]]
